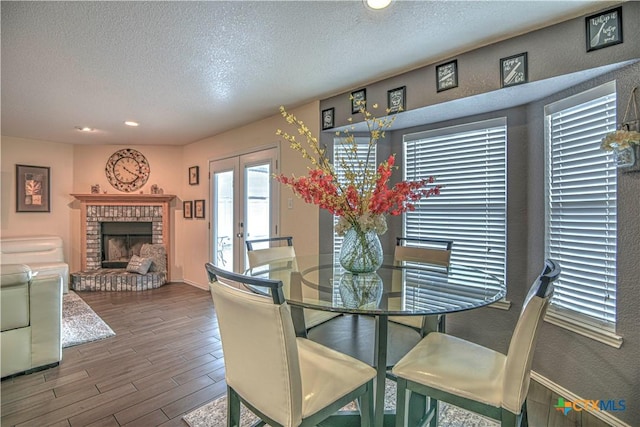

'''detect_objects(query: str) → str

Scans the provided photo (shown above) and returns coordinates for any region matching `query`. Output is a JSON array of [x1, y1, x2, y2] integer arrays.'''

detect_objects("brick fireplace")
[[71, 193, 175, 290]]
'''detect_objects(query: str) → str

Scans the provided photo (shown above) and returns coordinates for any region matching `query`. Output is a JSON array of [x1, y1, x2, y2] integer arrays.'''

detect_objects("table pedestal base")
[[306, 314, 422, 367]]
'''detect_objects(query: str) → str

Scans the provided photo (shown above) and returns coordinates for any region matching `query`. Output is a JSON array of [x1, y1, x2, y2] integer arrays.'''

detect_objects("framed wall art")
[[387, 86, 406, 113], [500, 52, 528, 88], [16, 164, 50, 212], [322, 107, 335, 130], [189, 166, 199, 185], [194, 199, 205, 219], [183, 201, 193, 218], [351, 89, 366, 114], [436, 60, 458, 92], [585, 6, 622, 52]]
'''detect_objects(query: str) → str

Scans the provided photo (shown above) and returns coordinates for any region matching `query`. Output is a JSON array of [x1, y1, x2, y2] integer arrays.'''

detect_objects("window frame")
[[543, 80, 623, 348]]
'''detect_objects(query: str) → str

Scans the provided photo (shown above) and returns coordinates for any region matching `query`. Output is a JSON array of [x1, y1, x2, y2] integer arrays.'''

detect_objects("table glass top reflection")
[[246, 254, 505, 316]]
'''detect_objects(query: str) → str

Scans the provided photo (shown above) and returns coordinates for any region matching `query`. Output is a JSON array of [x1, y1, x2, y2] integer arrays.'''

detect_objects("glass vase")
[[339, 228, 383, 274], [339, 272, 383, 309], [613, 145, 636, 168], [613, 145, 639, 171]]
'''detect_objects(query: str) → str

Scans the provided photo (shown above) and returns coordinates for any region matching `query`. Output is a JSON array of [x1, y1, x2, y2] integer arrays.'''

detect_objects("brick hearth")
[[71, 268, 167, 291], [71, 194, 175, 291]]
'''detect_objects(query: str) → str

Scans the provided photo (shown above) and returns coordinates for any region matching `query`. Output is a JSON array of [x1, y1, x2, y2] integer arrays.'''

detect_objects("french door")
[[209, 147, 279, 272]]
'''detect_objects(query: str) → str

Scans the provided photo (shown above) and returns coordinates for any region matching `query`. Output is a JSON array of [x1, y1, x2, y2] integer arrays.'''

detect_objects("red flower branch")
[[275, 103, 441, 235]]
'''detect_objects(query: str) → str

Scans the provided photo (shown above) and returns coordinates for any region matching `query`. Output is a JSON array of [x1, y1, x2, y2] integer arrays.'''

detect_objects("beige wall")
[[1, 138, 184, 278], [182, 101, 320, 289], [71, 145, 184, 279], [1, 103, 318, 286], [1, 136, 74, 266]]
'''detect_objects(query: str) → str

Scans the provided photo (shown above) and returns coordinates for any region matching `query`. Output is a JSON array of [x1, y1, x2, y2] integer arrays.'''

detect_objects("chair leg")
[[407, 391, 428, 427], [500, 408, 518, 427], [227, 386, 241, 427], [500, 402, 527, 427], [395, 378, 408, 427], [360, 380, 374, 427], [521, 400, 529, 427], [428, 398, 438, 427]]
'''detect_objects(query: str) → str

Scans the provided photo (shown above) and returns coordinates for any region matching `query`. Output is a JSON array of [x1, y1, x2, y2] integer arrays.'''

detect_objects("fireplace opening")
[[101, 222, 153, 268]]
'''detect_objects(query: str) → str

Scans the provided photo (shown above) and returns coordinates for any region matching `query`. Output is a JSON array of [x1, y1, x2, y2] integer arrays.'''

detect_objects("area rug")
[[62, 291, 115, 348], [183, 379, 498, 426]]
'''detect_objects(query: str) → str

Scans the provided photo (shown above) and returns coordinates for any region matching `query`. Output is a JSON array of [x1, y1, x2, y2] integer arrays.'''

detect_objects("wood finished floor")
[[1, 282, 614, 427], [1, 283, 224, 427]]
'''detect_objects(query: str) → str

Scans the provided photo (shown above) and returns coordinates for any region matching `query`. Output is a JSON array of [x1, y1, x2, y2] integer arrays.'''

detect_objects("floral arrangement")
[[275, 99, 441, 237], [600, 128, 640, 151]]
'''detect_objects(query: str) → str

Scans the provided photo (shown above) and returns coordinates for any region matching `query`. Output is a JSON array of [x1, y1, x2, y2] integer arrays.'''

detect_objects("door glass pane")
[[210, 148, 277, 272], [214, 170, 234, 270], [244, 163, 271, 250]]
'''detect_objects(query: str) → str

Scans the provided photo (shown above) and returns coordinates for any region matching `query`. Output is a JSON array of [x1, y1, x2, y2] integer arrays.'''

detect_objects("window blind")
[[403, 118, 507, 284], [545, 81, 617, 330]]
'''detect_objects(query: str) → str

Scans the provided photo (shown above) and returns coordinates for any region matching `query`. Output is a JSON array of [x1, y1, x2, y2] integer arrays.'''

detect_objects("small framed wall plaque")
[[322, 107, 334, 130], [586, 6, 623, 52], [189, 166, 199, 185], [194, 199, 205, 219], [387, 86, 406, 113], [183, 201, 193, 219], [436, 60, 458, 92], [16, 164, 50, 212], [500, 52, 528, 88], [351, 89, 366, 114]]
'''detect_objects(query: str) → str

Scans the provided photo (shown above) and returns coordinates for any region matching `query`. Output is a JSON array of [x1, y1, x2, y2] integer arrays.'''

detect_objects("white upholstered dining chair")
[[389, 237, 454, 336], [392, 259, 560, 427], [245, 236, 340, 331], [245, 236, 296, 267], [205, 262, 376, 427], [394, 237, 453, 271]]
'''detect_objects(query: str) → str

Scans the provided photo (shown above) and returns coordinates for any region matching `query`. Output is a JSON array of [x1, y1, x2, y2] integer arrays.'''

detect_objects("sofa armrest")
[[30, 273, 63, 367]]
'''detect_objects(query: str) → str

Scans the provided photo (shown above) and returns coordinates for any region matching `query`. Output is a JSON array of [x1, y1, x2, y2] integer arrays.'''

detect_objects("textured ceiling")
[[1, 1, 615, 146]]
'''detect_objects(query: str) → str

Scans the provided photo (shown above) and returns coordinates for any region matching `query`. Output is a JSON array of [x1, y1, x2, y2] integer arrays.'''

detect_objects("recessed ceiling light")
[[75, 126, 94, 132], [124, 121, 140, 127], [364, 0, 392, 10]]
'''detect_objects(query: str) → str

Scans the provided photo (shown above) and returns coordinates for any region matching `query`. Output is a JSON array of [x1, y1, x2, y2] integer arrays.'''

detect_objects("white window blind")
[[332, 137, 377, 256], [403, 118, 507, 283], [544, 81, 617, 330]]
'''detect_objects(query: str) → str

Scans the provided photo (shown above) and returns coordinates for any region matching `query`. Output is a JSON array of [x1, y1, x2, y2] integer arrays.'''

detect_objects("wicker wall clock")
[[105, 148, 150, 192]]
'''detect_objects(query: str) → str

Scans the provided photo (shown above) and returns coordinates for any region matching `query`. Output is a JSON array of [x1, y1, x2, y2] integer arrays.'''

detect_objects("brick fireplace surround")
[[71, 194, 175, 291]]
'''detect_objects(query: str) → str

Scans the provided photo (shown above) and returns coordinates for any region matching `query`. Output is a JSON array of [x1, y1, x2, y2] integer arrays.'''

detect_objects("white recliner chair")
[[1, 264, 63, 378]]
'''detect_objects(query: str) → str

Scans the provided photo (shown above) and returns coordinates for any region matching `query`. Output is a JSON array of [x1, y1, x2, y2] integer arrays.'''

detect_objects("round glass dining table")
[[246, 254, 506, 426]]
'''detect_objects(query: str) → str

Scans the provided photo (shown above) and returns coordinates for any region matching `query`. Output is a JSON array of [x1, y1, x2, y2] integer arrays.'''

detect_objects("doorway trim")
[[208, 143, 281, 272]]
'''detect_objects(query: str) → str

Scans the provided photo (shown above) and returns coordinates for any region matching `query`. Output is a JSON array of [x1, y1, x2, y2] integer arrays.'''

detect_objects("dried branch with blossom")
[[275, 99, 441, 236]]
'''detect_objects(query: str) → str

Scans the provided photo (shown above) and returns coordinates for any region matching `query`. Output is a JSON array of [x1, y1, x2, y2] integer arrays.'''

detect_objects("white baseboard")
[[530, 371, 630, 427]]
